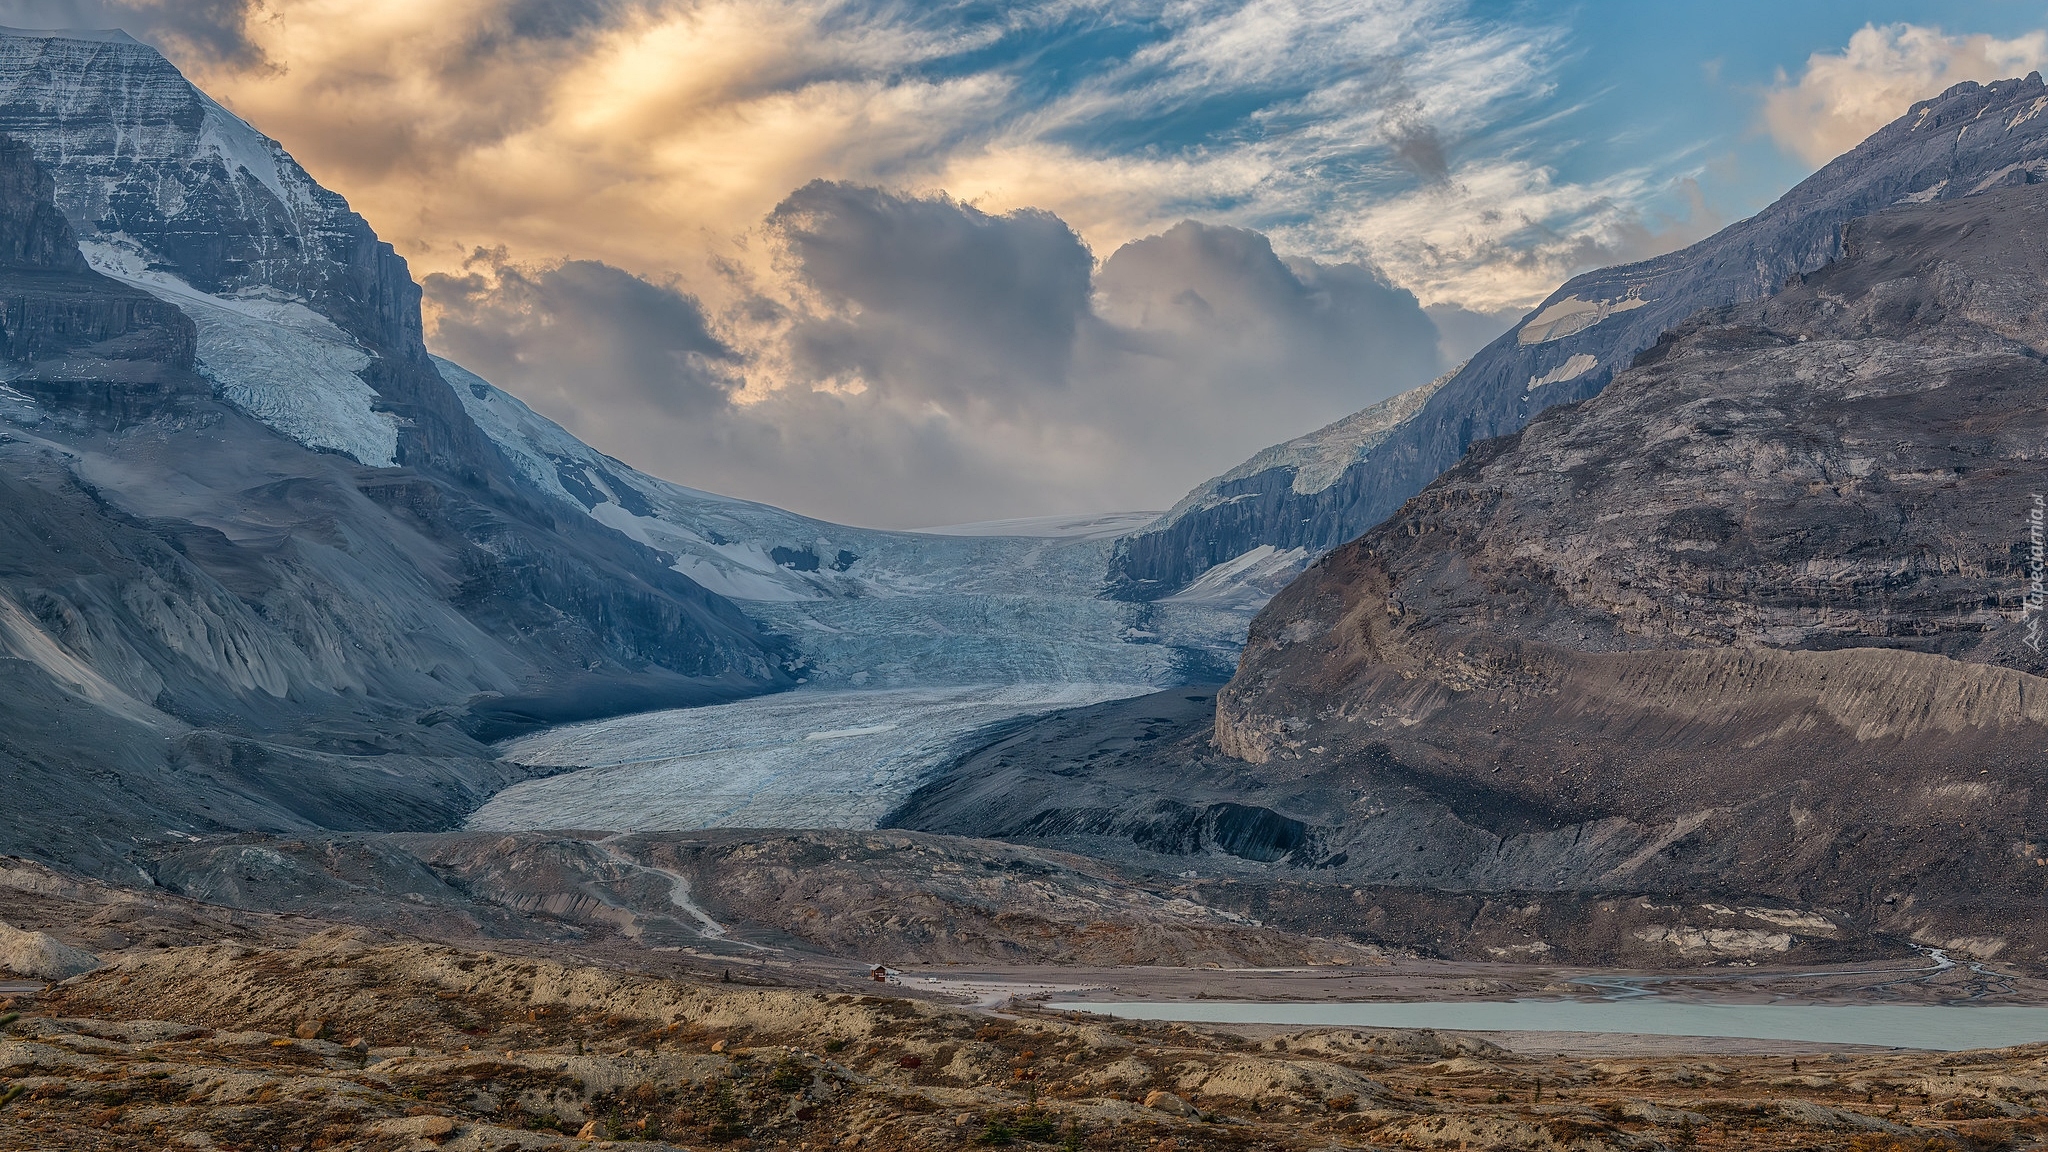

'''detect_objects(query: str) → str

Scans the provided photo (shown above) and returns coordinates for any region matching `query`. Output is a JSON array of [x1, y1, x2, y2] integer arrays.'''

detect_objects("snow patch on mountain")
[[1518, 288, 1648, 344], [193, 92, 300, 211], [82, 239, 399, 467], [1163, 544, 1311, 610], [1527, 353, 1599, 392]]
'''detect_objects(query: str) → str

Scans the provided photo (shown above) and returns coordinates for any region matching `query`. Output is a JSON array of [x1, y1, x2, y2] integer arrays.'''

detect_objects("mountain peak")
[[1113, 66, 2048, 600], [0, 27, 146, 46]]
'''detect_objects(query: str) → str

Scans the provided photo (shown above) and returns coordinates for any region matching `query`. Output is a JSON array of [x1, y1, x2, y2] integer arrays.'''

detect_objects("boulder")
[[1142, 1089, 1196, 1117], [0, 921, 99, 980]]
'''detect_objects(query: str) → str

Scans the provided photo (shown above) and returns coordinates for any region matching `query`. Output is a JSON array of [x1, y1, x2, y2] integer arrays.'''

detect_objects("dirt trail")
[[593, 835, 766, 950]]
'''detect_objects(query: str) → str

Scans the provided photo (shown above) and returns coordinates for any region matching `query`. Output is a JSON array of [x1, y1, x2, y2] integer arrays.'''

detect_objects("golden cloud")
[[1762, 23, 2048, 167]]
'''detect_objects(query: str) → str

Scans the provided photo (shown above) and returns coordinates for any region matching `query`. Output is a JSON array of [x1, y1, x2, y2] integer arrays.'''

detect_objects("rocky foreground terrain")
[[4, 924, 2048, 1152]]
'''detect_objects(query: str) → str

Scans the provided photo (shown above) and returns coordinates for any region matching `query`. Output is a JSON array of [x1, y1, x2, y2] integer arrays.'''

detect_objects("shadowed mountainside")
[[0, 31, 793, 878], [894, 180, 2048, 968]]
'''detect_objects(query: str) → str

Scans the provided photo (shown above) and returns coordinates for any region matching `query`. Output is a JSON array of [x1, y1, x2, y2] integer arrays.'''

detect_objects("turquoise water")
[[1044, 1000, 2048, 1051]]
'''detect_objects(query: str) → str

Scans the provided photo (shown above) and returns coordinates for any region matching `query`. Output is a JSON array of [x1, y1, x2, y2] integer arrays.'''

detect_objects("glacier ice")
[[444, 356, 1281, 831], [468, 683, 1155, 832], [83, 240, 400, 467]]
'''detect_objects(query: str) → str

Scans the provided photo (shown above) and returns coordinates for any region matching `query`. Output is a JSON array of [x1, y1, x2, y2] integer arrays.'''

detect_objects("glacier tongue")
[[82, 240, 400, 467], [469, 683, 1155, 832]]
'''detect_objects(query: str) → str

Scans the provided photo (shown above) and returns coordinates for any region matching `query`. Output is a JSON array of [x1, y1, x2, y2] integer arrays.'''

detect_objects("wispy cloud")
[[1762, 22, 2048, 166], [137, 0, 1652, 311]]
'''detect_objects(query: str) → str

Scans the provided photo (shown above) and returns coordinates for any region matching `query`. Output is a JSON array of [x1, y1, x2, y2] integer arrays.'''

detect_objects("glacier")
[[440, 356, 1263, 691], [444, 359, 1274, 831], [83, 238, 400, 466], [468, 683, 1156, 832], [0, 25, 1280, 837]]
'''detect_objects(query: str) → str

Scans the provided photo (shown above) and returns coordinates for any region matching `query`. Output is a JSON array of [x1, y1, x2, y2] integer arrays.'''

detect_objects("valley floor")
[[8, 844, 2048, 1149], [7, 931, 2048, 1152]]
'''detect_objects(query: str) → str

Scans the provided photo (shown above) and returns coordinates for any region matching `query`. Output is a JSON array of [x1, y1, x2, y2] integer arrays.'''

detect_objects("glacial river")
[[1045, 1000, 2048, 1051]]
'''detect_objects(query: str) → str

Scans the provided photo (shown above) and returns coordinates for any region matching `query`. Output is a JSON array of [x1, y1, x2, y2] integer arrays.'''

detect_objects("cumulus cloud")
[[424, 256, 740, 425], [426, 187, 1448, 527], [1088, 220, 1441, 415], [1763, 23, 2048, 166], [766, 182, 1094, 410]]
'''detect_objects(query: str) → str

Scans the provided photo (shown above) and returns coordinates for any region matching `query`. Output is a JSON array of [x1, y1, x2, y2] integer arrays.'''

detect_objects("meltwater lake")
[[1047, 1000, 2048, 1051]]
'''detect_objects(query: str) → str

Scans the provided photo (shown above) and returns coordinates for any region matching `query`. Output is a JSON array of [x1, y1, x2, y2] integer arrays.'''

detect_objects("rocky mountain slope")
[[897, 172, 2048, 967], [0, 28, 793, 875], [1110, 71, 2048, 599]]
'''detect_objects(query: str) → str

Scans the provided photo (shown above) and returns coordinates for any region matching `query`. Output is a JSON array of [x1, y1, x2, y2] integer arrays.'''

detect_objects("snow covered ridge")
[[0, 29, 331, 270], [1143, 367, 1456, 535], [440, 356, 1265, 688]]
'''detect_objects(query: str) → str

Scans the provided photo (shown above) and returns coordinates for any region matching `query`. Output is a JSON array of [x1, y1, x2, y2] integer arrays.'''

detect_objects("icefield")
[[441, 356, 1261, 689], [468, 684, 1153, 832]]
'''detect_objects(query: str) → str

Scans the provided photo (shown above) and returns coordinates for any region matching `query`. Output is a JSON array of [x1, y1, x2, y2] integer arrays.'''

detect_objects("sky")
[[6, 1, 2048, 527]]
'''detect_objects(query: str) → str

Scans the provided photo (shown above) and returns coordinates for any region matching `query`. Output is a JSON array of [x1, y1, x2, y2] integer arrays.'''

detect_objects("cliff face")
[[1207, 183, 2048, 955], [1111, 72, 2048, 599], [0, 133, 201, 418]]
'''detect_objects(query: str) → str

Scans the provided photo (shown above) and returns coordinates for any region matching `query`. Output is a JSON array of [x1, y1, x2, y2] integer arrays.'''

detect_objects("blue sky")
[[1542, 1, 2048, 226]]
